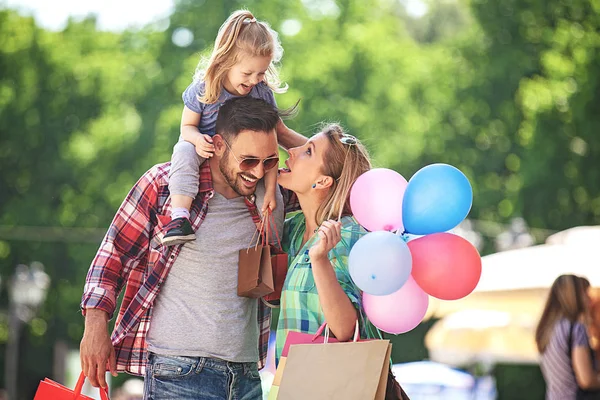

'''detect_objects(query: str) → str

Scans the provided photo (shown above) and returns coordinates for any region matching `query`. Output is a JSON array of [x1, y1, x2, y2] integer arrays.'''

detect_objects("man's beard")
[[219, 154, 257, 197]]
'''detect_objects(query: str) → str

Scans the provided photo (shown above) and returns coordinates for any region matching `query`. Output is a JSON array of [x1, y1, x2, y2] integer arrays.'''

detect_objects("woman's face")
[[278, 132, 330, 193]]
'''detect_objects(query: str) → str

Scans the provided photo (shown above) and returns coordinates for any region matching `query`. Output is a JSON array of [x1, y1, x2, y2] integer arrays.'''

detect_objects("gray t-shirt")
[[147, 182, 284, 362], [182, 80, 277, 136]]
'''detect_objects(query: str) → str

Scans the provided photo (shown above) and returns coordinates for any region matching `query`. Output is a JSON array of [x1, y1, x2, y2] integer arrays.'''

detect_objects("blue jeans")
[[144, 353, 263, 400]]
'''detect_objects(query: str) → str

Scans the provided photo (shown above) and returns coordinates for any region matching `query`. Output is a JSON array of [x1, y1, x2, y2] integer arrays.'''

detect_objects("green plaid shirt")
[[275, 213, 372, 363]]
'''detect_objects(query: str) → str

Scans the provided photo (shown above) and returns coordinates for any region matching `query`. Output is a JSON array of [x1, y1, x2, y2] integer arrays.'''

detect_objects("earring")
[[312, 184, 317, 189]]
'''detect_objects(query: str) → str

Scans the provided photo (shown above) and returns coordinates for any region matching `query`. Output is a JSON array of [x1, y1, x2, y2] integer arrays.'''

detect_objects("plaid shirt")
[[274, 213, 371, 363], [81, 162, 294, 376]]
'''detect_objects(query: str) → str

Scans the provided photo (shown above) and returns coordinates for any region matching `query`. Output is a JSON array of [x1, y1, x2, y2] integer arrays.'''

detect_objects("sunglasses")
[[223, 139, 280, 171], [339, 134, 358, 146], [335, 134, 359, 183]]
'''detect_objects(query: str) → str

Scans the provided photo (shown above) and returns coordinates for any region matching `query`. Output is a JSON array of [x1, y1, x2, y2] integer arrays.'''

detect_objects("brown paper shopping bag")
[[276, 339, 392, 400], [238, 245, 274, 298], [271, 322, 355, 395], [238, 210, 278, 298], [271, 322, 392, 400]]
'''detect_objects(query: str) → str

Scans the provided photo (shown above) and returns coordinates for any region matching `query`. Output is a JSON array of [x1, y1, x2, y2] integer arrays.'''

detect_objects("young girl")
[[163, 10, 296, 246]]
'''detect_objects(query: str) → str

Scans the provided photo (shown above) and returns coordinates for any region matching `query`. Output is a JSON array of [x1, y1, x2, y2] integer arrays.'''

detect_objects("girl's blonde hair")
[[535, 274, 591, 353], [194, 10, 287, 104], [315, 124, 371, 225]]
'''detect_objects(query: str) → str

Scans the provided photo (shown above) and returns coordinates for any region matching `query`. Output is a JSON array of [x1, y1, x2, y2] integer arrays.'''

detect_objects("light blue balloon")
[[349, 231, 412, 296], [402, 164, 473, 235]]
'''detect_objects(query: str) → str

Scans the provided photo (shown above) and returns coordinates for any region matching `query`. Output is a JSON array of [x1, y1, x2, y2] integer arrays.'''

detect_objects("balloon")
[[402, 164, 473, 235], [350, 168, 408, 232], [363, 276, 429, 334], [349, 231, 412, 296], [408, 233, 482, 300]]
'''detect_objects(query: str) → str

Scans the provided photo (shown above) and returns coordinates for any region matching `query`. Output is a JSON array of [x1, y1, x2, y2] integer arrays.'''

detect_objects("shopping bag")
[[34, 371, 109, 400], [278, 339, 391, 400], [238, 209, 287, 299], [271, 323, 349, 393], [269, 325, 338, 400], [238, 211, 275, 298], [268, 321, 378, 400], [238, 245, 274, 298], [263, 211, 288, 305]]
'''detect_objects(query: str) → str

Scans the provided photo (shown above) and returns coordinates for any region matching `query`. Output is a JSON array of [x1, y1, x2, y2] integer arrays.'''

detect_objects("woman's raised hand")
[[308, 220, 342, 262]]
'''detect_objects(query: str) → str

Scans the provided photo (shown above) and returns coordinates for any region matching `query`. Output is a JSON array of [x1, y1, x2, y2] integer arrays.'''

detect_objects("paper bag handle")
[[312, 320, 360, 343], [262, 209, 282, 249], [248, 209, 282, 250], [73, 372, 110, 400]]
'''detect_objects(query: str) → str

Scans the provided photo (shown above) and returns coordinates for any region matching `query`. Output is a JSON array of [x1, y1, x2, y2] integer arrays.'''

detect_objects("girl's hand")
[[308, 220, 342, 263], [262, 192, 277, 215], [195, 134, 215, 158]]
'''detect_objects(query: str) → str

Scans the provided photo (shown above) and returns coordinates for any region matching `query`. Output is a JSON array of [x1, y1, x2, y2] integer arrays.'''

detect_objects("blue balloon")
[[349, 231, 412, 296], [402, 164, 473, 235]]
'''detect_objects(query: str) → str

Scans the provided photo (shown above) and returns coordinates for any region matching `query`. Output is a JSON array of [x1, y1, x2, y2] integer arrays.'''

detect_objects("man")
[[80, 97, 304, 399]]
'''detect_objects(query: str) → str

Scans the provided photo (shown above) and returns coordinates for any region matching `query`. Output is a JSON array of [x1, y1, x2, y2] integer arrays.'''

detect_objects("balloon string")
[[339, 227, 407, 236], [340, 228, 368, 235]]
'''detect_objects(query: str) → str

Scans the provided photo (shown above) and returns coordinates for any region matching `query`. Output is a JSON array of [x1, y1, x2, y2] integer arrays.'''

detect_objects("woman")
[[275, 123, 371, 361], [536, 274, 600, 399], [274, 123, 407, 399]]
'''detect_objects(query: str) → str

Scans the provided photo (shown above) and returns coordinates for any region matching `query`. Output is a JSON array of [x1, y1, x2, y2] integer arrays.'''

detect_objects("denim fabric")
[[144, 353, 262, 400]]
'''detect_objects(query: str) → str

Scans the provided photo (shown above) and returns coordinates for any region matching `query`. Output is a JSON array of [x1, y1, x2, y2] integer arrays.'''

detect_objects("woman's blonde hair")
[[194, 10, 287, 104], [315, 124, 371, 225], [535, 274, 591, 353]]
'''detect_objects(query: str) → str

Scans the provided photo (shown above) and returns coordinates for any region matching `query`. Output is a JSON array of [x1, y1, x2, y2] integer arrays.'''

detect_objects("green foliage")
[[0, 0, 599, 398], [494, 364, 546, 400]]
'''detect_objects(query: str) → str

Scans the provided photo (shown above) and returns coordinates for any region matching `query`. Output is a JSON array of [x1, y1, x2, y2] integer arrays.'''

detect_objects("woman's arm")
[[573, 346, 600, 389], [309, 220, 357, 341]]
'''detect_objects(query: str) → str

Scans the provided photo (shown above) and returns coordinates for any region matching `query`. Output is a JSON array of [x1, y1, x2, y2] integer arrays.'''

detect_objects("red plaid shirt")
[[81, 162, 293, 376]]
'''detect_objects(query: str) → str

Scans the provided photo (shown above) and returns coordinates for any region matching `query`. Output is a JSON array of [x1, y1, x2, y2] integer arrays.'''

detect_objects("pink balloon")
[[363, 276, 429, 334], [350, 168, 408, 232]]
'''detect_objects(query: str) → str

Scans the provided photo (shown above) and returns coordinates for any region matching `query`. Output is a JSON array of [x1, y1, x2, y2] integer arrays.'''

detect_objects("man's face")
[[218, 129, 278, 197]]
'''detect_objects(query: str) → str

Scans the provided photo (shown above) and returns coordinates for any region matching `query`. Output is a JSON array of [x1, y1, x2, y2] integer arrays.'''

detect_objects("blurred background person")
[[536, 275, 600, 400]]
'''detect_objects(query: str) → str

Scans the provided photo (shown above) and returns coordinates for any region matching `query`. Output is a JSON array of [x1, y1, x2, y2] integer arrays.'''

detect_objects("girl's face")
[[278, 132, 331, 193], [224, 54, 271, 96]]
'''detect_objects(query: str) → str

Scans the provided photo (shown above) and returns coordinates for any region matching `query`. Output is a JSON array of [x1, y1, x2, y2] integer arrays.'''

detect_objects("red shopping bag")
[[34, 372, 109, 400]]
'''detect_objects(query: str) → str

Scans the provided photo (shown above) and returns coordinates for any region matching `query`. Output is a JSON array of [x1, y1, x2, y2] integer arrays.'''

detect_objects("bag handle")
[[247, 214, 267, 250], [312, 320, 360, 343], [260, 209, 282, 249], [266, 209, 283, 250], [73, 372, 110, 400], [247, 209, 282, 250]]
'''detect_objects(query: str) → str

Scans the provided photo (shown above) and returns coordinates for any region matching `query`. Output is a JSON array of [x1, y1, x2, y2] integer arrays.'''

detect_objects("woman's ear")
[[212, 134, 226, 157], [317, 176, 334, 189]]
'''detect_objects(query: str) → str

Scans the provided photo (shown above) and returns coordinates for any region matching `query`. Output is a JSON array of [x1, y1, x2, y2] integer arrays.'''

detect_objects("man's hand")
[[80, 309, 117, 388]]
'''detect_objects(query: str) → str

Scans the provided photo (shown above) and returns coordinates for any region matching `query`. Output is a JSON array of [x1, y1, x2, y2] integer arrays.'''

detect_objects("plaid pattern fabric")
[[81, 162, 274, 376], [274, 213, 371, 364]]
